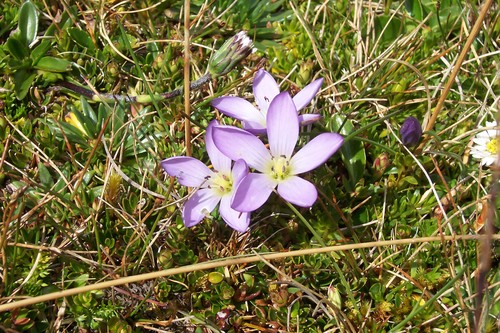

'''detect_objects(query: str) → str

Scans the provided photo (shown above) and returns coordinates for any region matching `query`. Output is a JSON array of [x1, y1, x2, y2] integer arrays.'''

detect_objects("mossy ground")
[[0, 0, 499, 332]]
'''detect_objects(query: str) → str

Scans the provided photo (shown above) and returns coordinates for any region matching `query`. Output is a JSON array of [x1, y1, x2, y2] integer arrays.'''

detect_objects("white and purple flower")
[[211, 69, 323, 134], [212, 92, 343, 212], [161, 121, 250, 232]]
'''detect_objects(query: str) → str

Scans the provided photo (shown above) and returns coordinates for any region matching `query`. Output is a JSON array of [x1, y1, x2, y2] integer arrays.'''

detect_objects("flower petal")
[[231, 159, 249, 184], [182, 188, 220, 227], [298, 113, 322, 126], [219, 196, 250, 232], [267, 92, 299, 158], [481, 156, 496, 166], [211, 96, 265, 125], [277, 176, 317, 207], [242, 121, 267, 135], [206, 121, 231, 173], [253, 69, 280, 113], [161, 156, 212, 187], [291, 133, 344, 174], [293, 78, 323, 111], [213, 125, 271, 172], [231, 173, 276, 212]]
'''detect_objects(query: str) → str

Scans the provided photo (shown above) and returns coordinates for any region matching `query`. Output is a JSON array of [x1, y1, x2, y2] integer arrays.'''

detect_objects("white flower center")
[[268, 155, 292, 181], [486, 138, 498, 154], [208, 171, 233, 196]]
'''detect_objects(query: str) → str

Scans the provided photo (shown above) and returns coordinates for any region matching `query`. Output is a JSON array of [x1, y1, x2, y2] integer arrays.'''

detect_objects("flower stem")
[[285, 201, 325, 246], [57, 73, 212, 104], [183, 0, 192, 157]]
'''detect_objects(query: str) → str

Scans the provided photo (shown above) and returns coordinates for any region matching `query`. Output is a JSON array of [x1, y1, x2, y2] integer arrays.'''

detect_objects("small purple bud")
[[400, 116, 422, 147]]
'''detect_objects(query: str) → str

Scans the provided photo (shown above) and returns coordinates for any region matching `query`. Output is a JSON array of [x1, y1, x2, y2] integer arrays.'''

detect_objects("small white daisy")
[[470, 121, 499, 166]]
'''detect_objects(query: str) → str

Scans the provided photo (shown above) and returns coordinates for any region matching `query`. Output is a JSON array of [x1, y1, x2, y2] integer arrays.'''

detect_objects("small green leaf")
[[34, 56, 72, 72], [97, 103, 110, 132], [80, 96, 97, 125], [402, 175, 419, 185], [14, 69, 36, 100], [31, 39, 53, 63], [331, 115, 367, 187], [6, 36, 30, 60], [67, 27, 96, 52], [369, 283, 384, 302], [18, 0, 38, 45], [207, 272, 224, 284], [404, 0, 424, 21], [44, 119, 89, 146], [37, 161, 54, 187]]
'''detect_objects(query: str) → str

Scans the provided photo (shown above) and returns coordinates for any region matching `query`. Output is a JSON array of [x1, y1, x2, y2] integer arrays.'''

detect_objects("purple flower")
[[400, 116, 422, 147], [160, 121, 250, 232], [212, 92, 343, 212], [211, 69, 323, 134]]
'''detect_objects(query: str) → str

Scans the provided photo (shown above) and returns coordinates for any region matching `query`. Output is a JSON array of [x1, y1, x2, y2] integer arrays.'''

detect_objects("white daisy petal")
[[470, 120, 499, 167]]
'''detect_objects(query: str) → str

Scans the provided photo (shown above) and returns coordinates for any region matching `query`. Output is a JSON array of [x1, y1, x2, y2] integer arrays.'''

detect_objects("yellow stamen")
[[209, 172, 233, 196], [486, 138, 498, 154], [269, 156, 291, 181]]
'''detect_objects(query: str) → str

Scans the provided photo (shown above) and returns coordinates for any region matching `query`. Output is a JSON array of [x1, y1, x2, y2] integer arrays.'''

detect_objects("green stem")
[[343, 108, 406, 143], [58, 73, 212, 104]]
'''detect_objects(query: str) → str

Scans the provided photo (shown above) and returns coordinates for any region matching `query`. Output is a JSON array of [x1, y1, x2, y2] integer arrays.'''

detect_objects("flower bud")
[[208, 31, 254, 77], [400, 116, 422, 147], [373, 152, 390, 178]]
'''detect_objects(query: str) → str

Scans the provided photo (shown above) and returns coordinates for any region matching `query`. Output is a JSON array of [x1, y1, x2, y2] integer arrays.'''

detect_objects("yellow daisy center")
[[208, 171, 233, 196], [486, 138, 498, 154], [269, 156, 292, 181]]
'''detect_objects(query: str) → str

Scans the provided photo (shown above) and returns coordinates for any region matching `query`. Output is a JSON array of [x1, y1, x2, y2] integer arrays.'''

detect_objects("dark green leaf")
[[369, 283, 384, 302], [374, 16, 403, 47], [97, 104, 110, 133], [37, 161, 54, 187], [404, 0, 424, 21], [31, 39, 53, 63], [34, 56, 72, 72], [331, 115, 367, 188], [18, 0, 38, 45], [6, 36, 30, 60], [14, 69, 36, 99], [79, 97, 97, 136], [44, 119, 89, 146], [67, 27, 96, 52], [80, 97, 97, 123]]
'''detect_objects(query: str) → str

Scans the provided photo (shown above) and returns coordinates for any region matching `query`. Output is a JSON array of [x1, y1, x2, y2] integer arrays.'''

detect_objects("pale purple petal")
[[213, 126, 271, 172], [211, 96, 265, 125], [242, 121, 267, 135], [231, 173, 276, 212], [182, 189, 220, 227], [253, 69, 280, 113], [219, 196, 250, 232], [290, 133, 344, 174], [277, 176, 317, 207], [267, 92, 299, 158], [161, 156, 212, 187], [206, 121, 231, 173], [298, 113, 322, 126], [293, 78, 323, 111], [231, 159, 248, 184]]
